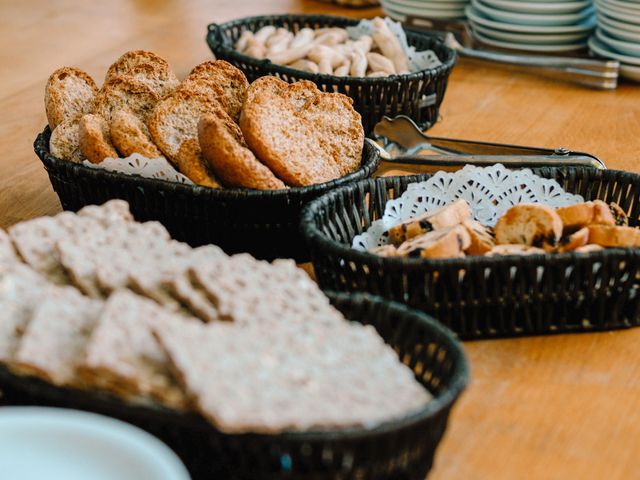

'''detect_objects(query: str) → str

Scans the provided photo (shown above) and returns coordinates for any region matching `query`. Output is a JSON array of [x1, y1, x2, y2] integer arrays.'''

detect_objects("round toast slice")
[[494, 203, 563, 250], [147, 89, 223, 164], [94, 76, 160, 124], [50, 118, 83, 163], [175, 138, 221, 189], [45, 67, 98, 129], [110, 109, 161, 158], [126, 63, 179, 98], [198, 113, 286, 190], [79, 114, 118, 164], [105, 50, 171, 82], [183, 60, 249, 123], [240, 77, 363, 187]]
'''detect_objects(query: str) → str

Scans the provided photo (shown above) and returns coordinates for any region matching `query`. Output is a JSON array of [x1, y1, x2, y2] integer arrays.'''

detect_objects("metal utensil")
[[404, 16, 620, 90], [371, 116, 606, 175]]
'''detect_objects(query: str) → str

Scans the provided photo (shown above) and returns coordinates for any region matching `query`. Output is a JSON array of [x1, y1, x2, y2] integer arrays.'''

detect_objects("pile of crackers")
[[373, 199, 633, 259], [0, 201, 429, 433], [45, 51, 364, 190]]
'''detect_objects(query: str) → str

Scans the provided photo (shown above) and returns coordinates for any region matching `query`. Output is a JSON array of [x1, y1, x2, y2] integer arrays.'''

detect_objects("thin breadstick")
[[235, 30, 254, 52], [290, 28, 315, 49], [366, 52, 396, 74], [371, 17, 409, 73], [254, 26, 277, 44], [350, 50, 367, 77], [287, 59, 320, 74]]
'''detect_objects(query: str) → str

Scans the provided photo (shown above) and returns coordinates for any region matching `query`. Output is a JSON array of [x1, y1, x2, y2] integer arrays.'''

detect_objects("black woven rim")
[[300, 167, 640, 339], [0, 291, 469, 479], [206, 14, 456, 134]]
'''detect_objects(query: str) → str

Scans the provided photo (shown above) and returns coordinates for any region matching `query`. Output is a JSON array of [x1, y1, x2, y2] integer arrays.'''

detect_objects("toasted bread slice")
[[105, 50, 172, 82], [485, 245, 546, 256], [126, 63, 179, 98], [45, 67, 98, 129], [387, 199, 471, 247], [175, 139, 221, 188], [494, 203, 563, 250], [50, 118, 83, 163], [79, 114, 118, 164], [556, 227, 589, 253], [148, 89, 223, 164], [183, 60, 249, 122], [462, 219, 495, 255], [240, 76, 363, 186], [94, 76, 160, 123], [198, 113, 286, 190], [587, 225, 640, 248], [110, 109, 161, 158], [556, 200, 616, 232], [395, 225, 471, 259]]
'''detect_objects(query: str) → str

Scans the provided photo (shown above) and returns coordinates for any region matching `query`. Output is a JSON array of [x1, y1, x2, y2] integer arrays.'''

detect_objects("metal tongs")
[[372, 116, 606, 175], [404, 16, 620, 90]]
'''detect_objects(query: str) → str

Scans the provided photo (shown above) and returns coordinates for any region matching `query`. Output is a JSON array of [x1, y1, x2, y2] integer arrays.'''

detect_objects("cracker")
[[77, 199, 134, 224], [154, 318, 431, 433], [80, 290, 188, 409], [163, 273, 219, 323], [45, 67, 98, 129], [13, 290, 102, 386]]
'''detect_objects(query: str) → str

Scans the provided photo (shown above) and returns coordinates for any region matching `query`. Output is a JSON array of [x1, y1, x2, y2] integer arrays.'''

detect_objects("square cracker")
[[13, 290, 103, 386], [80, 290, 188, 409], [154, 318, 432, 434]]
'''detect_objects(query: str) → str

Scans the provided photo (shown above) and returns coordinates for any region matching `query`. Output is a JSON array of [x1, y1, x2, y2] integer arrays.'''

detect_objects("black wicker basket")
[[0, 291, 468, 480], [34, 128, 379, 261], [206, 15, 456, 135], [301, 167, 640, 340]]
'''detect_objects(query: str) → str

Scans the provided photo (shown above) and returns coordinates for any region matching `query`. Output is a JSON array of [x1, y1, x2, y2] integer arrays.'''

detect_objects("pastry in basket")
[[494, 204, 563, 251], [395, 225, 471, 259]]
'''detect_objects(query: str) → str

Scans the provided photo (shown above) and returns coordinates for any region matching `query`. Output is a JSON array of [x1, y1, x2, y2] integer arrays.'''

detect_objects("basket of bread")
[[206, 14, 456, 135], [34, 51, 380, 260], [301, 164, 640, 339], [0, 200, 468, 479]]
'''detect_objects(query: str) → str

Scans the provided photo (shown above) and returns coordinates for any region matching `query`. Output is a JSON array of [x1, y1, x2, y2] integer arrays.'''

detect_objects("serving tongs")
[[372, 116, 606, 175], [403, 16, 620, 90]]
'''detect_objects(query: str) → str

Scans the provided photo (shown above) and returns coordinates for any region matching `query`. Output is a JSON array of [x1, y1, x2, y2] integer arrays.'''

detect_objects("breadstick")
[[371, 17, 409, 73], [235, 30, 254, 52], [349, 50, 367, 77], [333, 61, 351, 77], [268, 44, 314, 65], [290, 28, 315, 49], [244, 37, 267, 59], [254, 26, 277, 44], [315, 30, 348, 46], [352, 35, 373, 55], [287, 59, 320, 74], [367, 71, 388, 78], [267, 30, 294, 55], [366, 52, 396, 75], [308, 45, 346, 69]]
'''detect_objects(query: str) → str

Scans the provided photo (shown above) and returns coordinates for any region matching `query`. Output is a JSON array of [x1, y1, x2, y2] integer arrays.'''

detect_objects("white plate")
[[480, 0, 591, 15], [589, 35, 640, 66], [596, 28, 640, 57], [595, 0, 640, 23], [470, 23, 590, 44], [472, 29, 588, 52], [466, 6, 597, 33], [384, 0, 466, 13], [472, 0, 595, 26], [0, 407, 191, 480], [597, 13, 640, 41], [621, 63, 640, 82], [382, 3, 465, 19], [596, 0, 640, 16]]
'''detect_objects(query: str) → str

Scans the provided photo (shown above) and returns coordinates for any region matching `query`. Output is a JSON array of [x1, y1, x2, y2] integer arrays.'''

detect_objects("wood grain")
[[1, 1, 640, 479]]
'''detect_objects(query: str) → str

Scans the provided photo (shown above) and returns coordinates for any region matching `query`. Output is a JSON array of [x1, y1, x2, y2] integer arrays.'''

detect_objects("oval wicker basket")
[[206, 14, 456, 135], [34, 128, 380, 261], [301, 167, 640, 339], [0, 291, 468, 480]]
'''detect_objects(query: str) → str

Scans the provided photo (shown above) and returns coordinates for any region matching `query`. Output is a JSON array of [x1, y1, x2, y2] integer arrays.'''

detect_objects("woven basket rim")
[[206, 14, 457, 84], [34, 127, 381, 200], [0, 290, 468, 442], [300, 170, 640, 271]]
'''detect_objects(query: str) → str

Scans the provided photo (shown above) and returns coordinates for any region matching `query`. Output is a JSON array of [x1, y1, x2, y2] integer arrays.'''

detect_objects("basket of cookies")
[[0, 201, 468, 479], [34, 51, 379, 261], [301, 164, 640, 339], [206, 14, 456, 135]]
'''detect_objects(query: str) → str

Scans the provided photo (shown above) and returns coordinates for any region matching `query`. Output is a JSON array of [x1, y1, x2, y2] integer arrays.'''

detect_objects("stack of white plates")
[[382, 0, 470, 22], [590, 0, 640, 81], [466, 0, 596, 53]]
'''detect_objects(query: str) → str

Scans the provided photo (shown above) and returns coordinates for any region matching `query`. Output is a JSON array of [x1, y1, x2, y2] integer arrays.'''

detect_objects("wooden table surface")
[[2, 1, 640, 479]]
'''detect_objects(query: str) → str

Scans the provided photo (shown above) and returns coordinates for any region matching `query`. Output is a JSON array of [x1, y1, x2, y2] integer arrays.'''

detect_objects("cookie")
[[395, 224, 471, 259], [485, 245, 546, 256], [182, 60, 249, 122], [154, 317, 431, 433], [80, 290, 188, 409], [556, 201, 616, 232], [494, 203, 563, 250], [105, 50, 172, 82], [198, 113, 286, 190], [370, 244, 398, 257], [94, 76, 160, 123], [78, 114, 118, 164], [387, 199, 472, 247], [175, 138, 221, 188], [556, 227, 589, 253], [240, 76, 363, 186], [148, 89, 222, 163], [110, 109, 162, 158], [49, 118, 83, 163], [45, 67, 98, 129], [609, 202, 628, 226], [462, 219, 495, 255], [587, 225, 640, 248]]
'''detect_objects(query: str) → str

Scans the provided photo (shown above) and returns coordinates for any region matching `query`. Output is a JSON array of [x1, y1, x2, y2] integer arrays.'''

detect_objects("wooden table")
[[1, 1, 640, 478]]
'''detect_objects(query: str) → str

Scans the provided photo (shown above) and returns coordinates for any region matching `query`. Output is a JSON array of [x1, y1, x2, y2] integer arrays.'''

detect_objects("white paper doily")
[[82, 154, 194, 185], [352, 164, 584, 251]]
